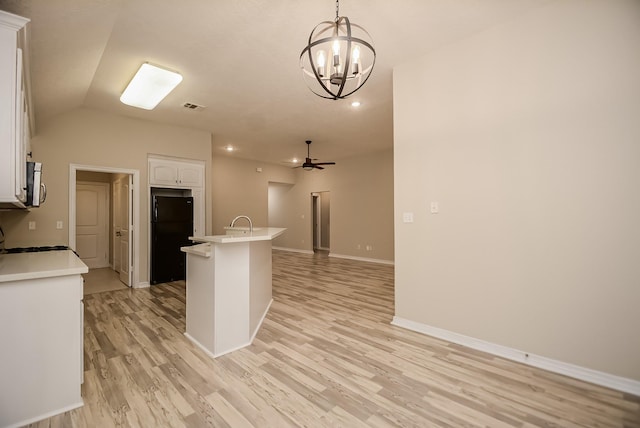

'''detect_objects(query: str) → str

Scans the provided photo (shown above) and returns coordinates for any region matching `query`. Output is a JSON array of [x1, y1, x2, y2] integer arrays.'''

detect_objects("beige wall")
[[1, 107, 212, 285], [211, 156, 296, 235], [393, 0, 640, 381], [213, 149, 394, 262]]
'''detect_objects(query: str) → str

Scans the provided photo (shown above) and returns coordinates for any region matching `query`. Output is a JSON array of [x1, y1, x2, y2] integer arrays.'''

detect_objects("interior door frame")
[[69, 164, 140, 288]]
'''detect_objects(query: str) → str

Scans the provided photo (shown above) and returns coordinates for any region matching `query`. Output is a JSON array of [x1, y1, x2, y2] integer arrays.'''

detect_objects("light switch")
[[56, 221, 63, 230], [430, 201, 439, 214], [402, 212, 414, 223], [28, 221, 36, 230]]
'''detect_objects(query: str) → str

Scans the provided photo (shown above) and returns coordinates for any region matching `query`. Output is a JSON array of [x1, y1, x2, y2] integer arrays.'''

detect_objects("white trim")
[[0, 10, 29, 32], [5, 400, 84, 428], [134, 281, 150, 289], [69, 164, 141, 288], [391, 316, 640, 396], [272, 246, 314, 255], [329, 253, 395, 265]]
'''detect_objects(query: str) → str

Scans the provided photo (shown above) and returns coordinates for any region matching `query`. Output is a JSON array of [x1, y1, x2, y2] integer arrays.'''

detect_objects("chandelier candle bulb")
[[332, 39, 341, 66], [352, 45, 360, 74], [316, 51, 326, 77]]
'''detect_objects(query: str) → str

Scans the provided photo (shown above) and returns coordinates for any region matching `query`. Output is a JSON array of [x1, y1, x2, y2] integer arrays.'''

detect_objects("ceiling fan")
[[296, 140, 336, 170]]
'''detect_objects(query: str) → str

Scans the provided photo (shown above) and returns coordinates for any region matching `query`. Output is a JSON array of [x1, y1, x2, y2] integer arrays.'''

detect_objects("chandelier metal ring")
[[300, 2, 376, 100]]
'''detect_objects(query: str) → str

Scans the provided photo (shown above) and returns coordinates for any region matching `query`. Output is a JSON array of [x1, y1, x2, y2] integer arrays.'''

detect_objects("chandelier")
[[300, 0, 376, 100]]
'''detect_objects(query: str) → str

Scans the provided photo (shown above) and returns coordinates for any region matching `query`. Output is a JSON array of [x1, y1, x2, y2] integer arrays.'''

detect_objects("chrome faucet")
[[230, 215, 253, 232]]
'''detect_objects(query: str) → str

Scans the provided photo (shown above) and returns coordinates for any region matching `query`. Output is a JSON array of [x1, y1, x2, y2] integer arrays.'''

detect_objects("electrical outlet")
[[366, 245, 372, 251], [430, 201, 439, 214], [28, 221, 36, 230]]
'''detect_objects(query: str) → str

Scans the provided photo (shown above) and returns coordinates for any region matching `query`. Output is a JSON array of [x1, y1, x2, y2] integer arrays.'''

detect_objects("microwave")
[[26, 161, 47, 207]]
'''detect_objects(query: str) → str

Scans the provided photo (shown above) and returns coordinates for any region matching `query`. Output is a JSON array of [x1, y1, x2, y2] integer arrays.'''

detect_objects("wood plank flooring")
[[29, 250, 640, 427]]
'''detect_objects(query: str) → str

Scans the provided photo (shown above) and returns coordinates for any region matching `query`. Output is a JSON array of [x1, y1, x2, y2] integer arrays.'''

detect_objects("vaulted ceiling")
[[0, 0, 551, 165]]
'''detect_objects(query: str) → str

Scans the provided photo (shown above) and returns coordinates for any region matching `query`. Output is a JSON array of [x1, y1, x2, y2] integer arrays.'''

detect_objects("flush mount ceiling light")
[[120, 63, 183, 110], [300, 0, 375, 100]]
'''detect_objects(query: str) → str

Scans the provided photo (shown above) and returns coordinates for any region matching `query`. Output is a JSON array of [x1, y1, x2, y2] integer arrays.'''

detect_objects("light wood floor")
[[29, 250, 639, 427]]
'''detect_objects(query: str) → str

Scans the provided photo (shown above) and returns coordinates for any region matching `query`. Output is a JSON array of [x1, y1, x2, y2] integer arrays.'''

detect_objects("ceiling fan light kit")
[[300, 0, 375, 100], [297, 140, 335, 171]]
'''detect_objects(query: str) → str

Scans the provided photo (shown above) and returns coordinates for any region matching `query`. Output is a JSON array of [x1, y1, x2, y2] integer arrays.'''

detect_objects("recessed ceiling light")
[[351, 101, 361, 107], [120, 63, 182, 110], [225, 145, 235, 152], [292, 158, 299, 163]]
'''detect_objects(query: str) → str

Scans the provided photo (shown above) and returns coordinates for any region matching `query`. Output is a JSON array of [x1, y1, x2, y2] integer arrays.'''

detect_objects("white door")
[[76, 182, 109, 268], [113, 176, 132, 286]]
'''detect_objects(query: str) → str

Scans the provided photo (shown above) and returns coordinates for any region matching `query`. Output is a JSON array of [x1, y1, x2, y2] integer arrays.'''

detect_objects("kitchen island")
[[181, 227, 285, 358], [0, 249, 87, 428]]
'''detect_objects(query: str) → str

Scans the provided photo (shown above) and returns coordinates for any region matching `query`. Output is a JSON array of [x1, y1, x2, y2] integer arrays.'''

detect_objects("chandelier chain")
[[335, 0, 339, 21]]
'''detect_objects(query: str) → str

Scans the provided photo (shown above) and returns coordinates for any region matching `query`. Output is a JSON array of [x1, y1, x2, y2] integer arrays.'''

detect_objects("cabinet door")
[[13, 49, 26, 203], [178, 164, 203, 187], [149, 159, 178, 186]]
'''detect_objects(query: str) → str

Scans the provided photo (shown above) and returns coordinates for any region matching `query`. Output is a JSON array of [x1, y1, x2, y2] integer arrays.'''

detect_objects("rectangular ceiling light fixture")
[[120, 63, 183, 110]]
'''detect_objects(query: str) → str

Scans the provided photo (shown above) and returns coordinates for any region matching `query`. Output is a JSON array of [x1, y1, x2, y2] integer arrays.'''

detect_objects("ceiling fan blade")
[[313, 162, 336, 166], [315, 165, 325, 170]]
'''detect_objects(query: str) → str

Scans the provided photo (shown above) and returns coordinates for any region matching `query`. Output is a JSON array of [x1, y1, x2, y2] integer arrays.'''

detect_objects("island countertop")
[[0, 250, 88, 283], [189, 227, 286, 244]]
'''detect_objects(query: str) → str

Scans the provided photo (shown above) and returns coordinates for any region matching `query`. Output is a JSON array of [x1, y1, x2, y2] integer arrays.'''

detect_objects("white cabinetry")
[[148, 156, 206, 236], [149, 158, 204, 188], [0, 11, 31, 209], [0, 250, 87, 427]]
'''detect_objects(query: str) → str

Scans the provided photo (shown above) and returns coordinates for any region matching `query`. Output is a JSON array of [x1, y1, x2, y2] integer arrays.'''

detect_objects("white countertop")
[[0, 250, 89, 283], [181, 243, 212, 257], [189, 227, 286, 244]]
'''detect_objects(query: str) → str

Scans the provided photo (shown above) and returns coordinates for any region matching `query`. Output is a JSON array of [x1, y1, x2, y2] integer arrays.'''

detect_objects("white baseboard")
[[133, 281, 149, 289], [391, 316, 640, 396], [329, 252, 394, 265], [272, 246, 314, 255]]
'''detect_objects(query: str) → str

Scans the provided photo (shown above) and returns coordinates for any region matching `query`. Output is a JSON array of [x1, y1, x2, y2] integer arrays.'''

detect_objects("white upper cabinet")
[[149, 158, 204, 188], [0, 11, 31, 209], [148, 156, 206, 236]]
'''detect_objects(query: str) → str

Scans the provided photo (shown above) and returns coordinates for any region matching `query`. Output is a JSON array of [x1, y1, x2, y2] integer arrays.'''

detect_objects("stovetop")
[[2, 245, 70, 254]]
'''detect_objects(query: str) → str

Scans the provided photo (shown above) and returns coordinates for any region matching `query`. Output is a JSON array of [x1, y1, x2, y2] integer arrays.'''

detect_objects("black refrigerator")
[[150, 195, 194, 285]]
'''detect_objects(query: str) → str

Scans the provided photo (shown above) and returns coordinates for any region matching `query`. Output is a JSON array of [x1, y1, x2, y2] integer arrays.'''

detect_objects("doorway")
[[69, 164, 140, 288], [312, 191, 330, 252]]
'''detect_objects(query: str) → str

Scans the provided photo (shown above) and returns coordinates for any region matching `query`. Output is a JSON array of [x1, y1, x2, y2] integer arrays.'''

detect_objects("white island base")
[[181, 228, 285, 358]]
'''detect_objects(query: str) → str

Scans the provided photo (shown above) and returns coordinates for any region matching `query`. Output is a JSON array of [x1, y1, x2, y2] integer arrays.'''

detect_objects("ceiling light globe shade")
[[300, 16, 375, 100]]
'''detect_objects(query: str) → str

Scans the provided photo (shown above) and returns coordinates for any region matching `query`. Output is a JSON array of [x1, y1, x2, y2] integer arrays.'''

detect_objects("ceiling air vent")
[[183, 102, 206, 111]]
